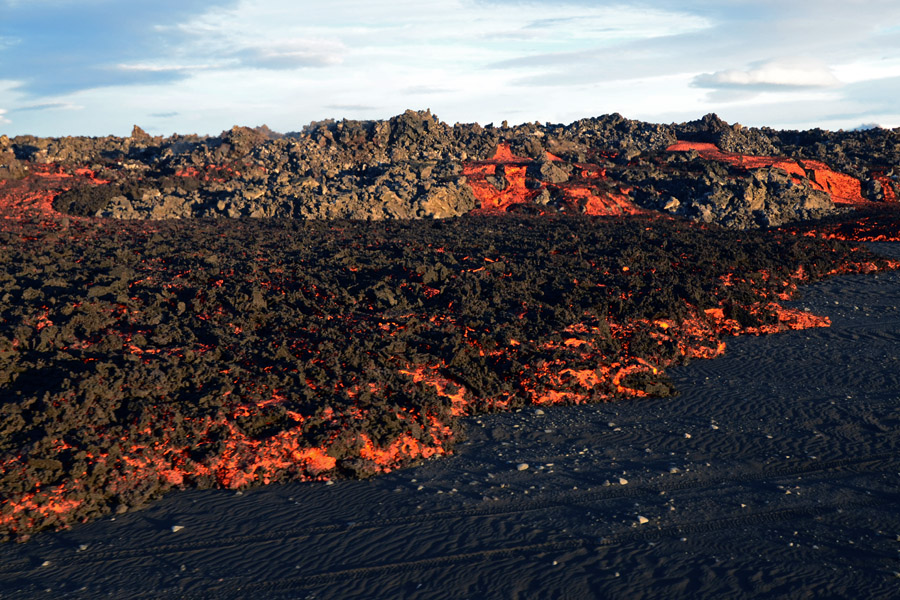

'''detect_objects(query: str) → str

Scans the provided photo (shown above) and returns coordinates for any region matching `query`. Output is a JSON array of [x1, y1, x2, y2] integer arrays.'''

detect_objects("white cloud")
[[3, 0, 899, 135], [0, 108, 9, 125], [694, 58, 841, 90], [234, 39, 346, 69], [180, 0, 711, 70], [831, 57, 900, 84]]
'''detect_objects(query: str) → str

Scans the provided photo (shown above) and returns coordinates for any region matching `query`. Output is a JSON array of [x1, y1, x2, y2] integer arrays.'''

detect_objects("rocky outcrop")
[[0, 135, 28, 181], [2, 110, 895, 228]]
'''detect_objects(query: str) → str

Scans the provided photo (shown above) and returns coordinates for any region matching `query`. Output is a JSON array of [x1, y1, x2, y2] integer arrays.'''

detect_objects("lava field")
[[1, 112, 900, 540]]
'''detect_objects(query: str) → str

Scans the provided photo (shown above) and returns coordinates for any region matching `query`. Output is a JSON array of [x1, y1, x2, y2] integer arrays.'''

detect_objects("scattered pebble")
[[171, 525, 184, 533], [618, 477, 629, 485], [684, 433, 692, 439], [637, 516, 649, 524], [534, 409, 545, 416], [517, 463, 530, 471]]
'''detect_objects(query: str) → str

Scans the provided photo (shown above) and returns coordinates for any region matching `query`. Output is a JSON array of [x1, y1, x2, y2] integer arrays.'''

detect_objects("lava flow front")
[[2, 129, 900, 541]]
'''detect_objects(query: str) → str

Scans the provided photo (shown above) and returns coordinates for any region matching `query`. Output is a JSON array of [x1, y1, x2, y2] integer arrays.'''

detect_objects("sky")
[[1, 0, 899, 137]]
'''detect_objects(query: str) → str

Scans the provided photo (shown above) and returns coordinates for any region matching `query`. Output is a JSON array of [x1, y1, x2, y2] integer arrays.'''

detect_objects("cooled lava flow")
[[463, 144, 641, 215], [3, 142, 900, 540]]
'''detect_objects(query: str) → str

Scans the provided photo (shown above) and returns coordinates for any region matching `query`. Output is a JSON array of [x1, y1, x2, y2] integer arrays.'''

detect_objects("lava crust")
[[1, 112, 900, 540], [1, 110, 895, 228]]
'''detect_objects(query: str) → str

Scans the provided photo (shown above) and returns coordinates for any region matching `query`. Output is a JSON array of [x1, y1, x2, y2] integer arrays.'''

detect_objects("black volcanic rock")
[[618, 150, 837, 228], [8, 111, 900, 227], [0, 136, 27, 181]]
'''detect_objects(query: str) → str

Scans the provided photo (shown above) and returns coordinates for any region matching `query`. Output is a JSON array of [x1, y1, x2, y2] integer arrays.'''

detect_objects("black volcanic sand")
[[0, 243, 897, 599], [2, 210, 896, 540]]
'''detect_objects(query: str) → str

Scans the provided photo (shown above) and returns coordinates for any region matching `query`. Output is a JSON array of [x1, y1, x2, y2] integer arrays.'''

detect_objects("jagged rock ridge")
[[2, 110, 898, 228]]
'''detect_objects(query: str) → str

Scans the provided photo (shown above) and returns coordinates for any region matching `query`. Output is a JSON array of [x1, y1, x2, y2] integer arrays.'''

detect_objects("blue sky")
[[1, 0, 899, 136]]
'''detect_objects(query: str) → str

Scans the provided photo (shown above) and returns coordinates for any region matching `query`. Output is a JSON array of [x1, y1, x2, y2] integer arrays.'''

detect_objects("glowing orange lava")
[[463, 144, 642, 216], [666, 141, 866, 204]]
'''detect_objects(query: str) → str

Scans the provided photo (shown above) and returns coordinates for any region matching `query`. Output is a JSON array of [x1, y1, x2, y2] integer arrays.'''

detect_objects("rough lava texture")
[[3, 110, 892, 228], [2, 112, 900, 541]]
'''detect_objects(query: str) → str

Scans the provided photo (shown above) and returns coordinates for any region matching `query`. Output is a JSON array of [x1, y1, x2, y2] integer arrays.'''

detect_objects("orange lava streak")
[[464, 159, 537, 212], [0, 484, 84, 536], [464, 144, 643, 216], [357, 431, 448, 469], [205, 421, 338, 488], [522, 294, 833, 407], [0, 164, 109, 232], [874, 176, 897, 203], [399, 365, 470, 416], [801, 160, 865, 204], [666, 141, 866, 204]]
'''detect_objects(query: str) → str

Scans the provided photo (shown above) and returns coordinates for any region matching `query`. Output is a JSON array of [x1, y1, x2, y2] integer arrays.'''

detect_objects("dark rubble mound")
[[674, 113, 780, 156], [6, 111, 899, 228], [615, 149, 836, 228], [2, 209, 893, 539], [674, 113, 900, 198]]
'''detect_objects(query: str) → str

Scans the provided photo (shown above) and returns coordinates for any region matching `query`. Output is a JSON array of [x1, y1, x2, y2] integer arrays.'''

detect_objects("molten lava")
[[463, 144, 642, 216]]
